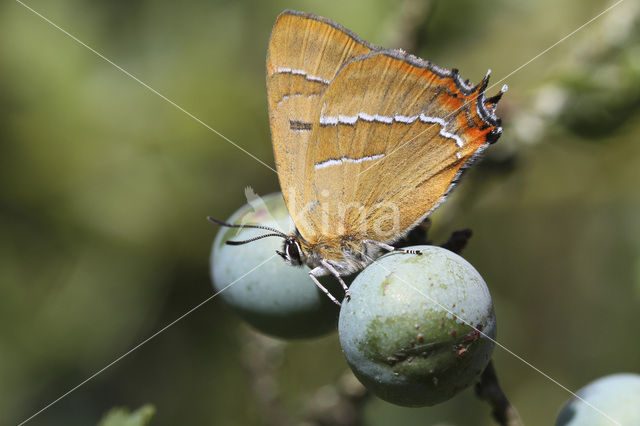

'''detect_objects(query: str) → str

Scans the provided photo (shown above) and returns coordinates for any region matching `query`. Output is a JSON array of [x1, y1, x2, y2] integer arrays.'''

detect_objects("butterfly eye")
[[284, 239, 302, 265]]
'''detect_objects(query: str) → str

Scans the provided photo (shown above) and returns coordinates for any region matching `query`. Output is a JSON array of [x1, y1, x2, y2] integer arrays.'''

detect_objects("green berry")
[[210, 192, 340, 339], [556, 373, 640, 426], [338, 245, 496, 407]]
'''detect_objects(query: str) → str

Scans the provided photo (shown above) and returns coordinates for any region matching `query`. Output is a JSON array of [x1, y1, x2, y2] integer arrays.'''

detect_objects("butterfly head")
[[207, 217, 309, 266], [276, 236, 306, 266]]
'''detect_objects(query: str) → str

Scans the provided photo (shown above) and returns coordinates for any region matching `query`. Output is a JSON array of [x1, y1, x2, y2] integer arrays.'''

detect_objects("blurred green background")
[[2, 0, 639, 425]]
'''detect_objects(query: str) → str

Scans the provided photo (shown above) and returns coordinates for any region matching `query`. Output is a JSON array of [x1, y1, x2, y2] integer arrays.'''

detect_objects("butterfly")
[[210, 10, 505, 305]]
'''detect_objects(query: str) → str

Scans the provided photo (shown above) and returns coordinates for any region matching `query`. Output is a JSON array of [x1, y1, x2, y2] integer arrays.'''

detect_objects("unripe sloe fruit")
[[338, 245, 496, 406], [556, 373, 640, 426], [210, 193, 340, 339]]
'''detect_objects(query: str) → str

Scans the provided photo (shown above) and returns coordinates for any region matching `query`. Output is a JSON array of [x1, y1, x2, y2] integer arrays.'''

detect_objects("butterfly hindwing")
[[302, 50, 502, 244]]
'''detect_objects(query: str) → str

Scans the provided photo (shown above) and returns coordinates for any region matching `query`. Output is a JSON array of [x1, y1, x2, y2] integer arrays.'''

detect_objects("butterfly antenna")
[[225, 233, 286, 246], [206, 216, 287, 237]]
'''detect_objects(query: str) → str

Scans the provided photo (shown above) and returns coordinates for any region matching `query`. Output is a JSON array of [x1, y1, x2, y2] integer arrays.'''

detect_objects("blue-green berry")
[[338, 245, 496, 406], [210, 193, 340, 339], [556, 373, 640, 426]]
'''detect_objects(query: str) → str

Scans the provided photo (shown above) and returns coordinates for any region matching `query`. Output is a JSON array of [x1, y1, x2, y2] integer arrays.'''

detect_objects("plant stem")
[[475, 361, 524, 426]]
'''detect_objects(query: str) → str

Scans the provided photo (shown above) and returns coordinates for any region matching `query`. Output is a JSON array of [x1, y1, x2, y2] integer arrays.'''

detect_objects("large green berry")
[[338, 245, 496, 407], [210, 192, 340, 339], [556, 373, 640, 426]]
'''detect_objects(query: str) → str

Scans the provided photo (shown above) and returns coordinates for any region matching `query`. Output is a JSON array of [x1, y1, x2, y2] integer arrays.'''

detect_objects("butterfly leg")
[[320, 259, 351, 301], [309, 267, 342, 306], [363, 239, 422, 255]]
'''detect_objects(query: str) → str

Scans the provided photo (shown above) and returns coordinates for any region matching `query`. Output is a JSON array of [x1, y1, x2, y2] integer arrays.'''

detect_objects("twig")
[[440, 228, 473, 254], [385, 0, 433, 52], [475, 361, 523, 426], [300, 370, 370, 426], [240, 327, 291, 426]]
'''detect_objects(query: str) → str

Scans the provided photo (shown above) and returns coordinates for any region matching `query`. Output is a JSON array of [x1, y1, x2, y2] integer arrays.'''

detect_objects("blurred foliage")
[[1, 0, 639, 425], [98, 405, 155, 426], [558, 10, 640, 138]]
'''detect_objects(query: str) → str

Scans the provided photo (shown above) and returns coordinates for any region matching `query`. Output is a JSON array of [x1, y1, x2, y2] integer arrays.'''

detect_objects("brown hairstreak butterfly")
[[210, 10, 506, 305]]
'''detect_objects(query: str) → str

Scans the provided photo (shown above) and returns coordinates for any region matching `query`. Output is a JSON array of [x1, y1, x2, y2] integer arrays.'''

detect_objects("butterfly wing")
[[302, 50, 503, 244], [266, 10, 377, 237]]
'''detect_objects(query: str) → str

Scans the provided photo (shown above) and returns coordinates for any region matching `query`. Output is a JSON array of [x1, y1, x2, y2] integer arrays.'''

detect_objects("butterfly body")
[[292, 234, 382, 275], [211, 10, 505, 305]]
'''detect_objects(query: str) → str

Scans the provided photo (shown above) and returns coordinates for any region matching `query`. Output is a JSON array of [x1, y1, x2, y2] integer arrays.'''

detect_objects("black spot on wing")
[[289, 120, 313, 131]]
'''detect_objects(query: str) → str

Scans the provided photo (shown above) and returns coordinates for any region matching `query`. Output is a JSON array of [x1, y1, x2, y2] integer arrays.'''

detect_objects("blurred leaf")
[[97, 404, 155, 426]]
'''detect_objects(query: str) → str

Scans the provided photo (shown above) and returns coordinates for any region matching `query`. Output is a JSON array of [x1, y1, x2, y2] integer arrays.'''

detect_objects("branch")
[[240, 327, 291, 426], [440, 228, 473, 255], [385, 0, 433, 52], [302, 370, 370, 426], [475, 361, 523, 426]]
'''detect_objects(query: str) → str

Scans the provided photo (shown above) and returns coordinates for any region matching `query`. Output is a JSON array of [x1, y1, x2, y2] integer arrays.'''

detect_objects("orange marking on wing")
[[439, 93, 466, 111]]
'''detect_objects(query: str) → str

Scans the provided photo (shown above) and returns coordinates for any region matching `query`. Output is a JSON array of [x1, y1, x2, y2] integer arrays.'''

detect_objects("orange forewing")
[[266, 10, 377, 234]]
